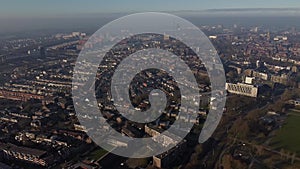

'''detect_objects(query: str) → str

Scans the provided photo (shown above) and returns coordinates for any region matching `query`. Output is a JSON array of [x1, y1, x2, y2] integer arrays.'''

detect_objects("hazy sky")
[[1, 0, 300, 18]]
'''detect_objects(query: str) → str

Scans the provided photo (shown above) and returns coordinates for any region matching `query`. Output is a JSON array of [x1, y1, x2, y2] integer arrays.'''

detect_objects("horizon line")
[[1, 8, 300, 20]]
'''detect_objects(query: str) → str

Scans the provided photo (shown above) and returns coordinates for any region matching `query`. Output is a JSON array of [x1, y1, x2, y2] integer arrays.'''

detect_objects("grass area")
[[86, 148, 108, 161], [126, 158, 149, 168], [272, 110, 300, 155]]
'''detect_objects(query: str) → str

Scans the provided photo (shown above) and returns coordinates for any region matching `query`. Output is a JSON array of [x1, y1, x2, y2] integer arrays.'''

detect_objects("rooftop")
[[0, 142, 46, 157]]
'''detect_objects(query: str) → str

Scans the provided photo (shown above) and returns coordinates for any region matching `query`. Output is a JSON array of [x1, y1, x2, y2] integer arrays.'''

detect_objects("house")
[[0, 142, 52, 167]]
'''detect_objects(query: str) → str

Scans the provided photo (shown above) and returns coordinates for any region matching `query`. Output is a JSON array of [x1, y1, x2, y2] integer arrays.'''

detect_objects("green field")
[[272, 110, 300, 155], [86, 148, 108, 161]]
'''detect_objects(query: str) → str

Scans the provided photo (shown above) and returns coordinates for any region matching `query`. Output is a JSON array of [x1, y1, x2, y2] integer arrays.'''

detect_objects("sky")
[[1, 0, 300, 18], [1, 0, 300, 34]]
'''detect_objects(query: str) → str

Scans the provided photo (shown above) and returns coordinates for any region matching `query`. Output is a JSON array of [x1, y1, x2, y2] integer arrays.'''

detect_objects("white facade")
[[226, 83, 258, 98]]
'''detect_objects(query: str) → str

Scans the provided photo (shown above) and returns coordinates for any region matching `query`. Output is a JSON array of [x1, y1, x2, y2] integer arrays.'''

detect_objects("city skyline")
[[0, 2, 300, 169]]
